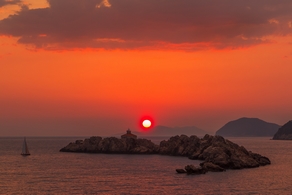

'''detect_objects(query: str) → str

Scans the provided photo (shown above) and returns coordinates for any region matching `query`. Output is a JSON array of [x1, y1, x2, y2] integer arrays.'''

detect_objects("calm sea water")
[[0, 136, 291, 195]]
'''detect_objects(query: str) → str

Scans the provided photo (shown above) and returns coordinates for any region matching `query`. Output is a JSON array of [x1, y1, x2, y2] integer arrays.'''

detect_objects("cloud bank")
[[0, 0, 292, 50]]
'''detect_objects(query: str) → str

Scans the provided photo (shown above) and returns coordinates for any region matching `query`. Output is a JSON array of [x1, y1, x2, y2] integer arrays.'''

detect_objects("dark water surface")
[[0, 136, 291, 194]]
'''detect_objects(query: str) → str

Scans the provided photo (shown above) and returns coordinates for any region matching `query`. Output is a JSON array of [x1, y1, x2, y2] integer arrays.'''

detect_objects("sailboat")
[[21, 137, 30, 156]]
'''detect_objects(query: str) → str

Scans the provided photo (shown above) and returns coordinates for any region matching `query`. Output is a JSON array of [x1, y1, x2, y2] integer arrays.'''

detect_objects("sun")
[[142, 119, 151, 128], [139, 116, 154, 131]]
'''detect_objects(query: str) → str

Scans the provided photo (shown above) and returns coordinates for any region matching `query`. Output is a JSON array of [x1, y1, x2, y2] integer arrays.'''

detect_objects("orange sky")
[[0, 0, 292, 136]]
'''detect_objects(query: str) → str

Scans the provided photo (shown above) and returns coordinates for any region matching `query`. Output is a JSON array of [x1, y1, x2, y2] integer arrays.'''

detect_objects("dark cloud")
[[0, 0, 21, 7], [0, 0, 292, 50]]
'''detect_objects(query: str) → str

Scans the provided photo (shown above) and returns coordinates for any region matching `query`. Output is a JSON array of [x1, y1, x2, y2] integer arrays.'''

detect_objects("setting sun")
[[142, 120, 151, 128]]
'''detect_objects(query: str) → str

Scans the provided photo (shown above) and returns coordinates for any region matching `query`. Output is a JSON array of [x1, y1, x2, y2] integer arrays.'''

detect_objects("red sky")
[[0, 0, 292, 136]]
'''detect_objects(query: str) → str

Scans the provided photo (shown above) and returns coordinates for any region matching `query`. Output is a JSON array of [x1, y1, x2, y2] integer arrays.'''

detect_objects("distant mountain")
[[273, 120, 292, 140], [215, 117, 280, 137], [111, 126, 208, 138], [149, 125, 208, 136]]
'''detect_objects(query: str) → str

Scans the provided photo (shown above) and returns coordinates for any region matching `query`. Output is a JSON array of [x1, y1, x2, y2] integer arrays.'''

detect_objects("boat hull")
[[21, 153, 30, 156]]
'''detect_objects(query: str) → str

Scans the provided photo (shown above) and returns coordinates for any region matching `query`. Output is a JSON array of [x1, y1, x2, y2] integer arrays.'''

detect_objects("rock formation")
[[170, 134, 270, 174], [60, 136, 159, 154], [60, 134, 271, 174], [273, 120, 292, 140], [216, 117, 280, 137], [176, 162, 225, 174]]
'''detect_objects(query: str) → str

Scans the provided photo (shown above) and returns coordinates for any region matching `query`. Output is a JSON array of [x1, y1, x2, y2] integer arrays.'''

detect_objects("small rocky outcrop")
[[184, 165, 207, 174], [60, 134, 271, 174], [273, 120, 292, 140], [175, 169, 187, 174], [60, 136, 159, 154], [200, 162, 226, 172], [176, 162, 225, 174]]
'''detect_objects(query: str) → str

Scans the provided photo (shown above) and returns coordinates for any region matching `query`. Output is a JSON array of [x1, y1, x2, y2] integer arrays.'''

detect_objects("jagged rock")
[[176, 169, 187, 174], [200, 162, 225, 172], [60, 134, 271, 174], [159, 135, 200, 156], [249, 152, 271, 166], [273, 120, 292, 140], [164, 134, 271, 169], [177, 162, 225, 174], [184, 165, 207, 174]]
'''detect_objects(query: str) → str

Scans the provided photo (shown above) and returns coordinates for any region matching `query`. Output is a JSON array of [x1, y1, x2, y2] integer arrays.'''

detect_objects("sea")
[[0, 136, 291, 195]]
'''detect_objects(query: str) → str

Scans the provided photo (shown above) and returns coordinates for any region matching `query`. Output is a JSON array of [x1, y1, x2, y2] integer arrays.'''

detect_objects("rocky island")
[[60, 130, 270, 175]]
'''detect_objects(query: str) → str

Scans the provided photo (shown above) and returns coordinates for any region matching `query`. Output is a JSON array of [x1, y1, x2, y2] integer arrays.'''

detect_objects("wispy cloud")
[[0, 0, 21, 7], [0, 0, 292, 50]]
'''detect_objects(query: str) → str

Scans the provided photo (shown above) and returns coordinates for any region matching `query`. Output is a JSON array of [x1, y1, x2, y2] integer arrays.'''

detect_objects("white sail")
[[21, 138, 30, 155]]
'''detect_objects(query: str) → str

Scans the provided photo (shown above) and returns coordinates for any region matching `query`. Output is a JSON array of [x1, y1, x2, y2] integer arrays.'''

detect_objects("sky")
[[0, 0, 292, 136]]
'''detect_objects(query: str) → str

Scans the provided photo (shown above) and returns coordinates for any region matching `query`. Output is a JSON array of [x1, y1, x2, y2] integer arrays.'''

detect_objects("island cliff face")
[[60, 134, 270, 174], [273, 120, 292, 140]]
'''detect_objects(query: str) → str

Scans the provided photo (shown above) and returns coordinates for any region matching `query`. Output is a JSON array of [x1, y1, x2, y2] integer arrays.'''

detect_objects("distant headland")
[[216, 117, 280, 137], [60, 129, 271, 175], [273, 120, 292, 140]]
